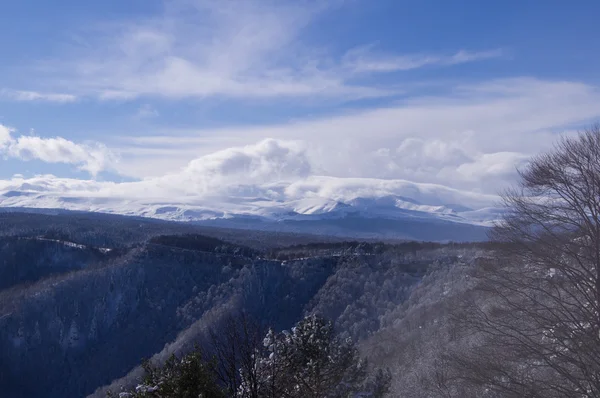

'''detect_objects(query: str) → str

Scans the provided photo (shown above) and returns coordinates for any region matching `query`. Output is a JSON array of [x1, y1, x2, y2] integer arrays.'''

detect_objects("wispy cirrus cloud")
[[13, 0, 503, 103], [1, 89, 77, 103], [342, 47, 504, 73]]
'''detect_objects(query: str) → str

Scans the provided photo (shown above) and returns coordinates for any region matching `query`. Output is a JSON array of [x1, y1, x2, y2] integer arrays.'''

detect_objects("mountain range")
[[0, 175, 500, 241]]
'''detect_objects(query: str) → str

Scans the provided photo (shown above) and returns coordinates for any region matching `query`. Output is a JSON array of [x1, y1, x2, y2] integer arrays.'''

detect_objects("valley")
[[0, 211, 486, 397]]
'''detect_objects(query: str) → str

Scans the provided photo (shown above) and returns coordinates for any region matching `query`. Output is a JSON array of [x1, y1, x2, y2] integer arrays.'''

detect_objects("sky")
[[1, 0, 600, 207]]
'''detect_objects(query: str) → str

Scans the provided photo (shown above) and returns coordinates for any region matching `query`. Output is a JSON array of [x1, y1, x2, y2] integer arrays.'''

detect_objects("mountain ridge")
[[0, 175, 500, 241]]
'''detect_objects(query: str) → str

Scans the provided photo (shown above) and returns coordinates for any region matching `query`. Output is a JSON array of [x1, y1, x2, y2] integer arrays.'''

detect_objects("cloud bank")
[[0, 137, 500, 223], [113, 77, 600, 194], [2, 75, 599, 201]]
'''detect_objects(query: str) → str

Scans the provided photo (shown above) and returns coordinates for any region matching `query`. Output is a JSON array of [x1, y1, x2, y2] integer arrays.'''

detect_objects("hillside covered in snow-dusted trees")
[[0, 210, 484, 397]]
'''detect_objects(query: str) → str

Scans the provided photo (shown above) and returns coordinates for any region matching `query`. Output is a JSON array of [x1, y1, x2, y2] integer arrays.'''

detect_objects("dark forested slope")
[[0, 211, 488, 398]]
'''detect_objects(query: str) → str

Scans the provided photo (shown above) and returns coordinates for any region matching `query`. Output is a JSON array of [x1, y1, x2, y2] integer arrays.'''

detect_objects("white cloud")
[[1, 89, 77, 103], [0, 125, 13, 148], [0, 171, 500, 224], [183, 139, 311, 182], [0, 124, 115, 176], [0, 135, 500, 212], [51, 1, 361, 101], [449, 49, 505, 64], [110, 78, 600, 193], [142, 139, 312, 197], [17, 1, 501, 102], [283, 176, 497, 209], [0, 135, 505, 226], [454, 152, 529, 182], [343, 47, 503, 73], [394, 138, 472, 169], [2, 76, 593, 194]]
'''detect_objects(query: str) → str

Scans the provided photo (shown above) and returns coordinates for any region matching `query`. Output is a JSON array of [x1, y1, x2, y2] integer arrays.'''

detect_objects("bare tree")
[[208, 312, 265, 398], [451, 125, 600, 397]]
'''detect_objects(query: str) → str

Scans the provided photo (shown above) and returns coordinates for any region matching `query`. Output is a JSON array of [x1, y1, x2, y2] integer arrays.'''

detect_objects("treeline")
[[266, 240, 488, 261], [149, 234, 257, 258], [0, 211, 348, 250]]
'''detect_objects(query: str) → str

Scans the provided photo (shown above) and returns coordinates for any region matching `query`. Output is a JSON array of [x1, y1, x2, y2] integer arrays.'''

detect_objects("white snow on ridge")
[[0, 174, 502, 226]]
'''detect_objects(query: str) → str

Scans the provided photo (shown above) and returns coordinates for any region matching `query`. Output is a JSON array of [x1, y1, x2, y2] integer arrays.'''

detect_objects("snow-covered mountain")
[[0, 174, 501, 241]]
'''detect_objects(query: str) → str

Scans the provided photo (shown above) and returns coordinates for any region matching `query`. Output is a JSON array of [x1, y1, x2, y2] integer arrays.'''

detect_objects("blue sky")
[[0, 0, 600, 196]]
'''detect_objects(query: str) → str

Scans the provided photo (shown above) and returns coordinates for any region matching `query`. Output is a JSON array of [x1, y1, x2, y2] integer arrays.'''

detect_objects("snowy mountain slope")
[[0, 175, 500, 240]]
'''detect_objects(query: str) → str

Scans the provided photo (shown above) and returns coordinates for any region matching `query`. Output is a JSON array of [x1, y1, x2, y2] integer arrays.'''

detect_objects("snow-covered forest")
[[0, 210, 486, 397]]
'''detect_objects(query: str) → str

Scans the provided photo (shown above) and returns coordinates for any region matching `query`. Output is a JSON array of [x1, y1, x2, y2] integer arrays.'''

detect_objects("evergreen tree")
[[243, 314, 390, 398], [113, 348, 225, 398]]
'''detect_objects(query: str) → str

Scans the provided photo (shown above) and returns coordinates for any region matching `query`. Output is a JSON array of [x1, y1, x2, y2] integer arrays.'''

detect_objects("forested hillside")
[[0, 211, 485, 398]]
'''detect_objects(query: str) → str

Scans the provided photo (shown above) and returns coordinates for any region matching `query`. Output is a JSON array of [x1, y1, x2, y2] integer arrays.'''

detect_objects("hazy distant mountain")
[[0, 175, 499, 241]]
